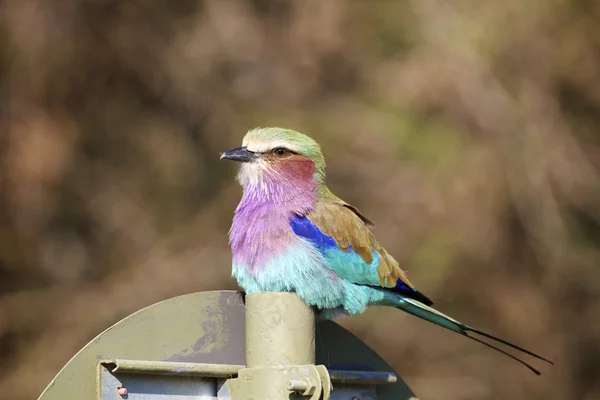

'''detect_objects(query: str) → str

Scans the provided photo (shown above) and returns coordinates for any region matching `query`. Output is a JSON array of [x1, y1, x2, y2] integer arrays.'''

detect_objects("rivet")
[[117, 386, 128, 396]]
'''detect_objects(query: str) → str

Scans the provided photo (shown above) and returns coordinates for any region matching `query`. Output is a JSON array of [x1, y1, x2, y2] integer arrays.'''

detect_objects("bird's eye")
[[273, 148, 288, 157]]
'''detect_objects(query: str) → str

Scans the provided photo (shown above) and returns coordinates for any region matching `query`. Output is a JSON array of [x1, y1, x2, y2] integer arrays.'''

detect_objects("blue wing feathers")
[[394, 280, 413, 292], [290, 213, 337, 250], [290, 214, 433, 306]]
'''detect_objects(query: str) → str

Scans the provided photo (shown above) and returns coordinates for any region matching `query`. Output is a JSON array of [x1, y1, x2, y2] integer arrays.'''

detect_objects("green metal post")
[[245, 292, 315, 367], [224, 292, 331, 399]]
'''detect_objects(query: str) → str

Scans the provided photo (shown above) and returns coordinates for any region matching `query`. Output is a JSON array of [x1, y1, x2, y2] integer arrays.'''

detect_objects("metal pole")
[[222, 292, 330, 399], [245, 292, 315, 368]]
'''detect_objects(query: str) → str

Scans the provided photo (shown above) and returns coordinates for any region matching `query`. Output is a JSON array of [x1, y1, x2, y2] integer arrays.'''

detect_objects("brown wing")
[[342, 203, 375, 227], [306, 193, 415, 289]]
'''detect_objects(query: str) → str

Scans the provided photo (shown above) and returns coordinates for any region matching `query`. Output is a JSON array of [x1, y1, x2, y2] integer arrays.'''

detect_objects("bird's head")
[[221, 127, 326, 190]]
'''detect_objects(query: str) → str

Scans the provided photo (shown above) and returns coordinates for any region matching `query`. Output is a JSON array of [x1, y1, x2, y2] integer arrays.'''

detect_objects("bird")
[[221, 127, 552, 374]]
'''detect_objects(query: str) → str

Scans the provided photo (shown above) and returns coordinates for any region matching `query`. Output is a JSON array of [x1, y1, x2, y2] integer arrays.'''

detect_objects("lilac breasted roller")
[[221, 127, 552, 374]]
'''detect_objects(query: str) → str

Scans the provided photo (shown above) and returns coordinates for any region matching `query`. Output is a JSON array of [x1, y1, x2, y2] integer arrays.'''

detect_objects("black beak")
[[220, 146, 257, 163]]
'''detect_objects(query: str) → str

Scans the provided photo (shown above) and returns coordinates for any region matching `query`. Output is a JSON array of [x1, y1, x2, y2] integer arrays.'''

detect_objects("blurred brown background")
[[1, 1, 600, 399]]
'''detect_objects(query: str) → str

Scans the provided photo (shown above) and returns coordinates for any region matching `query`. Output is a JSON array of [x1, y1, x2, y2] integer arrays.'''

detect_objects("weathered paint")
[[38, 291, 246, 400], [38, 290, 416, 400], [102, 360, 243, 377], [245, 292, 315, 368]]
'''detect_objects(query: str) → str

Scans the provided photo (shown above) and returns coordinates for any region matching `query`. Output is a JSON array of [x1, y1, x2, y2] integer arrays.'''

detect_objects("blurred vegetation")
[[1, 1, 600, 399]]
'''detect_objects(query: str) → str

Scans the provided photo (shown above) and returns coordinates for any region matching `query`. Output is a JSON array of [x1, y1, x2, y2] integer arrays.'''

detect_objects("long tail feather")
[[463, 333, 542, 375], [395, 297, 553, 374], [464, 326, 554, 365]]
